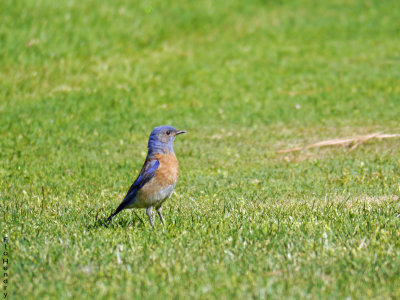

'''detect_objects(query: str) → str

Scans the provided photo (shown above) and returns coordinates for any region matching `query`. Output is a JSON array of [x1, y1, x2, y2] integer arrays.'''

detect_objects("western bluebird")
[[107, 125, 186, 228]]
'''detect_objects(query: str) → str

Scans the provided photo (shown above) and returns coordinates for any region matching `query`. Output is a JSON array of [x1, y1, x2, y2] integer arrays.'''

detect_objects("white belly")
[[132, 183, 176, 208]]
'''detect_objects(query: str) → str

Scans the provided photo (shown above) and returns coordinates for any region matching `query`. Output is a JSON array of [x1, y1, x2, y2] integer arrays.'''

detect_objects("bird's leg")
[[146, 206, 154, 228], [156, 206, 165, 230]]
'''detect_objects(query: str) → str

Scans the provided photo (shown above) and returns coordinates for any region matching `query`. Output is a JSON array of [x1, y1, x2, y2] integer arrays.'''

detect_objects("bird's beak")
[[175, 130, 186, 135]]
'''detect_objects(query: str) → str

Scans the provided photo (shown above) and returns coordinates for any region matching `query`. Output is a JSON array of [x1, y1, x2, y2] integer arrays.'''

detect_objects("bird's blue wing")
[[124, 159, 160, 202], [107, 159, 160, 220]]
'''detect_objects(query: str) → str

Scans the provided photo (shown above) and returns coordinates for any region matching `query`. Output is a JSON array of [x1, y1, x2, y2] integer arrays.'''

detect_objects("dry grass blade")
[[278, 133, 400, 153]]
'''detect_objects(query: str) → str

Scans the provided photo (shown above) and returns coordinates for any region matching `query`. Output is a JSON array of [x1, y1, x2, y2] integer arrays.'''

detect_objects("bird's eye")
[[166, 130, 171, 135]]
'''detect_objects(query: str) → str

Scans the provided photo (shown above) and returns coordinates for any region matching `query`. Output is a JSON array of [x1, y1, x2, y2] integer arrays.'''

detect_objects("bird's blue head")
[[147, 125, 186, 155]]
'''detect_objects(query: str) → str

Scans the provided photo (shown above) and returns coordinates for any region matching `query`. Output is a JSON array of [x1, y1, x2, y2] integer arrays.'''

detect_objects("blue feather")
[[107, 159, 160, 220]]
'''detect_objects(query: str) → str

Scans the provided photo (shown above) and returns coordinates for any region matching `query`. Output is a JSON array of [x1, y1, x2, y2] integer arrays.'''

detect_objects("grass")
[[1, 0, 400, 298]]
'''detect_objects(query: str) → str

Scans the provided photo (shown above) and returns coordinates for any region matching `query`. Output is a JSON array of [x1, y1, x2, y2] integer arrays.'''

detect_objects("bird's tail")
[[107, 191, 137, 222], [106, 213, 115, 222], [107, 210, 120, 222], [107, 201, 127, 222]]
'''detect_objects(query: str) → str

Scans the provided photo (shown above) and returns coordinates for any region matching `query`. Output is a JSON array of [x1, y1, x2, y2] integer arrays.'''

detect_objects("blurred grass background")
[[1, 0, 400, 298]]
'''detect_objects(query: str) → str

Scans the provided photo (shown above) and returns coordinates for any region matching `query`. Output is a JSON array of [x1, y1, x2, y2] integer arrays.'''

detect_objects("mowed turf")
[[1, 0, 400, 298]]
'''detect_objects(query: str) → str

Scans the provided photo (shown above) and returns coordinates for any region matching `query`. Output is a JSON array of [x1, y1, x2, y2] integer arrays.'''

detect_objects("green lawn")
[[1, 0, 400, 298]]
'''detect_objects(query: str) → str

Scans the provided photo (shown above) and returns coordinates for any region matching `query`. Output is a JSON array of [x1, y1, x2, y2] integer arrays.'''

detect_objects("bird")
[[107, 125, 186, 228]]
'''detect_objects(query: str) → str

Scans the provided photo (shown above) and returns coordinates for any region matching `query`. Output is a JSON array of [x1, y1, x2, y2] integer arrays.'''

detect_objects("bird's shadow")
[[86, 211, 146, 230]]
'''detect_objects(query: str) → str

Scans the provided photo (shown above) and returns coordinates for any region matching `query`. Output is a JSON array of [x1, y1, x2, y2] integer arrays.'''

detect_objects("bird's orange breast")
[[154, 152, 179, 186]]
